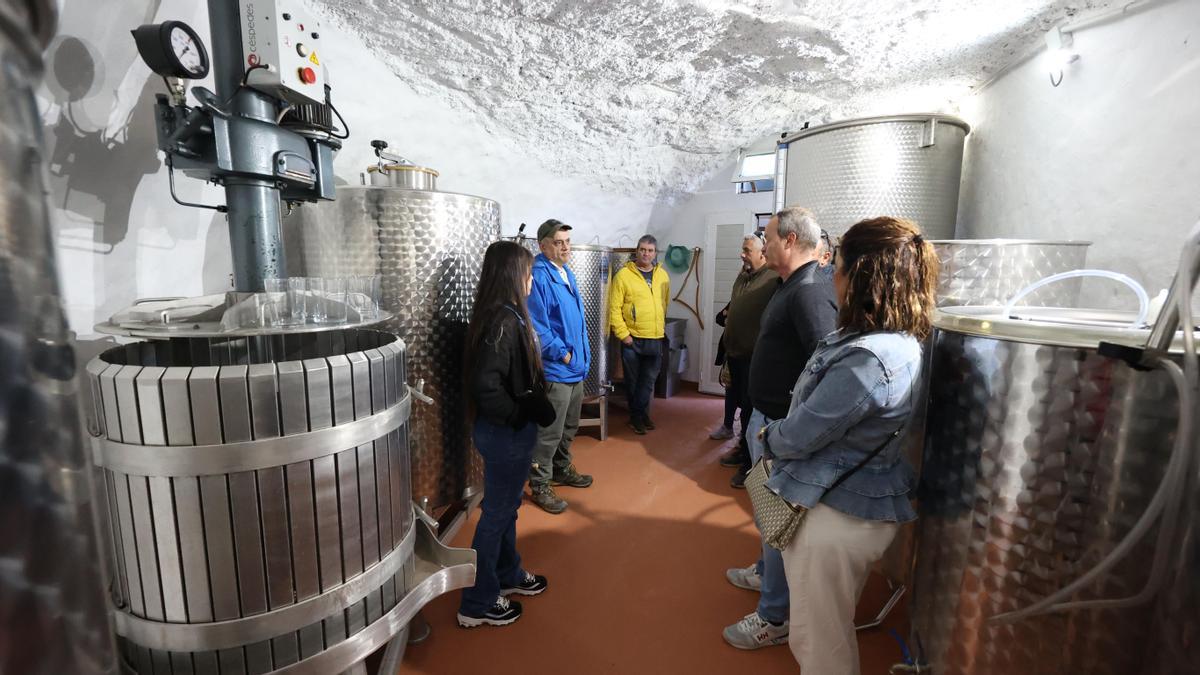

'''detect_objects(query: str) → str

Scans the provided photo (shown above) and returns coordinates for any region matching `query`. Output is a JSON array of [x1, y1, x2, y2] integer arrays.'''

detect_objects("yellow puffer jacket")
[[609, 261, 671, 340]]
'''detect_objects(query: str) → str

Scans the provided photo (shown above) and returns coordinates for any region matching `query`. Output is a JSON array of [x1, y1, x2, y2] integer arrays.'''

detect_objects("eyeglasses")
[[820, 229, 838, 265]]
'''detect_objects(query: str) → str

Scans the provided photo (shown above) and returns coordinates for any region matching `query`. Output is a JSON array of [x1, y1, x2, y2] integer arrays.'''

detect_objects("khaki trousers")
[[528, 380, 583, 485], [781, 504, 899, 675]]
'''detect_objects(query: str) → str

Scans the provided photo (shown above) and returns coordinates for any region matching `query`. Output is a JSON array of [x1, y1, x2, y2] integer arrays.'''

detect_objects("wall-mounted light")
[[1045, 25, 1079, 87]]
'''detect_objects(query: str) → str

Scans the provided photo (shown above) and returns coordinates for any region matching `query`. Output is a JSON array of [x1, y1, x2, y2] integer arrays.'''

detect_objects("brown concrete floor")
[[402, 386, 908, 674]]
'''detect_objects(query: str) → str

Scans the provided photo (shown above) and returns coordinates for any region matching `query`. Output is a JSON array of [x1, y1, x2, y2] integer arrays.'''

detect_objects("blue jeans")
[[460, 418, 536, 616], [621, 337, 662, 420], [747, 408, 789, 624]]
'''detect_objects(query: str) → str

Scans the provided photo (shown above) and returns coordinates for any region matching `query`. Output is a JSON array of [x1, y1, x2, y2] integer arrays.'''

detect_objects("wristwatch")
[[757, 425, 768, 441]]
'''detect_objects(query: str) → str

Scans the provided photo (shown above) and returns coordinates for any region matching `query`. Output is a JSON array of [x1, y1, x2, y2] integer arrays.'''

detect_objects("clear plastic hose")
[[1002, 269, 1150, 327]]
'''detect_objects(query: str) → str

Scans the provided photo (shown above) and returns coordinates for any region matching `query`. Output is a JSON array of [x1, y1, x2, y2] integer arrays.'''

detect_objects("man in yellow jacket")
[[609, 235, 670, 434]]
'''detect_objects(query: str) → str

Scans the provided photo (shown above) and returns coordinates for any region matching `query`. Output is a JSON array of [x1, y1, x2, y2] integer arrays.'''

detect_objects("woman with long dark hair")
[[755, 216, 938, 673], [457, 241, 556, 627]]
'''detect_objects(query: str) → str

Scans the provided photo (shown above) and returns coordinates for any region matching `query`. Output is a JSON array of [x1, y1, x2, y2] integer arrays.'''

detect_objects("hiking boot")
[[719, 447, 748, 468], [710, 424, 734, 440], [530, 484, 567, 514], [501, 571, 547, 597], [722, 612, 788, 649], [457, 597, 522, 628], [730, 468, 747, 489], [725, 564, 762, 591], [643, 415, 656, 430], [551, 464, 593, 488], [628, 418, 647, 435]]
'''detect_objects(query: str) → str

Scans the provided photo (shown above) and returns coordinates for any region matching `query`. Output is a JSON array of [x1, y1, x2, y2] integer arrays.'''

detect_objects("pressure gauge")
[[131, 21, 210, 79]]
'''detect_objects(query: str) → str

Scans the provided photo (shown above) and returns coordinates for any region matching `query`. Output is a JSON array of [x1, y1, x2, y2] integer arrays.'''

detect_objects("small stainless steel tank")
[[775, 114, 969, 239], [287, 181, 501, 517], [930, 239, 1092, 307], [910, 307, 1198, 675]]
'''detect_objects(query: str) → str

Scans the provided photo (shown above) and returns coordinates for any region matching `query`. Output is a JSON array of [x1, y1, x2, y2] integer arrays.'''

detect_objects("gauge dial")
[[169, 25, 205, 77], [131, 21, 210, 80]]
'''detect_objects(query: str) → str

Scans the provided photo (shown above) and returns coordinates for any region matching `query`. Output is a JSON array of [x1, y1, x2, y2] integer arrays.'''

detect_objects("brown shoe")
[[530, 484, 567, 514]]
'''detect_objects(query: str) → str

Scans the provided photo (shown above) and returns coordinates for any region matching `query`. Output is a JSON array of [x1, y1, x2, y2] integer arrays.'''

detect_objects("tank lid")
[[930, 238, 1092, 247], [935, 305, 1194, 353], [367, 164, 440, 177], [779, 113, 970, 146]]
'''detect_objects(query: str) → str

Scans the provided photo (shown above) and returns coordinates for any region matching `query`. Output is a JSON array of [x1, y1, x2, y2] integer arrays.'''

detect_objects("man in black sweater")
[[722, 206, 838, 651]]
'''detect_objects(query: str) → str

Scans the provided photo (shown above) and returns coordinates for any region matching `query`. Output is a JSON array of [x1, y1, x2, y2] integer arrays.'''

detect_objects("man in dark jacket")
[[525, 219, 594, 514], [722, 206, 838, 651], [718, 232, 779, 489]]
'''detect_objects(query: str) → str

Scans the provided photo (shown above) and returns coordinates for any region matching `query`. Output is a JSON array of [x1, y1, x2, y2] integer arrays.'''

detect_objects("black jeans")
[[728, 356, 752, 469], [621, 337, 663, 421]]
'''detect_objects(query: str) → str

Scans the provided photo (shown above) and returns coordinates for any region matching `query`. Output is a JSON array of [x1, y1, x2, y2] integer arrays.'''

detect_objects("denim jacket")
[[762, 329, 921, 522]]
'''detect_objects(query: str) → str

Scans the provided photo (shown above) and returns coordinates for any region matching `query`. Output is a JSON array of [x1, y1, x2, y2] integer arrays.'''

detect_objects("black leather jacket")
[[471, 305, 553, 428]]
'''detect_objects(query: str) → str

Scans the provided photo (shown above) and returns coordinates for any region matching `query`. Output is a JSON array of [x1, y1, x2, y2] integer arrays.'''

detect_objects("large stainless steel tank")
[[287, 182, 500, 515], [87, 330, 471, 674], [509, 236, 613, 399], [931, 239, 1092, 307], [0, 0, 117, 672], [910, 306, 1198, 674], [774, 114, 969, 239]]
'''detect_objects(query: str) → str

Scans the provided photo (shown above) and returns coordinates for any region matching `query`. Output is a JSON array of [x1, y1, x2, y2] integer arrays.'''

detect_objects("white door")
[[699, 222, 748, 395]]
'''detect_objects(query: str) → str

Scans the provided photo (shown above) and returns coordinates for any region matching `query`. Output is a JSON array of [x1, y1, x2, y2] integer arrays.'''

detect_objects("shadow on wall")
[[43, 34, 162, 252]]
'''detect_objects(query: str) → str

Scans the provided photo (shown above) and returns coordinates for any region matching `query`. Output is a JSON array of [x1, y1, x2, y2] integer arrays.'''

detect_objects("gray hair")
[[637, 234, 658, 249], [775, 206, 821, 250], [742, 233, 763, 250]]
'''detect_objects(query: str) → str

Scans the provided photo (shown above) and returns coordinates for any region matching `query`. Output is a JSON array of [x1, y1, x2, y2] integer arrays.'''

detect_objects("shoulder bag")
[[746, 427, 901, 551]]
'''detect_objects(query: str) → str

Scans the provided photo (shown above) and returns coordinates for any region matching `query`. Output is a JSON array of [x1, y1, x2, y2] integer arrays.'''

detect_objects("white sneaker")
[[725, 563, 762, 591], [709, 424, 735, 440], [723, 611, 789, 650]]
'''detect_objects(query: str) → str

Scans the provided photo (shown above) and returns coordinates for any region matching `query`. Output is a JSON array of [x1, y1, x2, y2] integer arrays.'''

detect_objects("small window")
[[731, 150, 776, 194], [732, 151, 776, 181]]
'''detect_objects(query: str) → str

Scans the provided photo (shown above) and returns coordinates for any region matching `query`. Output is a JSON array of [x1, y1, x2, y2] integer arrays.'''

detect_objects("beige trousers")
[[781, 504, 899, 675]]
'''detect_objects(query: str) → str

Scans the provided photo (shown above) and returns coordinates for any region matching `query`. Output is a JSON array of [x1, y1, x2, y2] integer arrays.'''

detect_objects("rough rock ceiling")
[[319, 0, 1112, 199]]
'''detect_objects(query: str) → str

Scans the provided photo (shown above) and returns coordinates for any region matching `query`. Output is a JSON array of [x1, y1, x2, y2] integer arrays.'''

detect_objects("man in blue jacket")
[[526, 219, 595, 514]]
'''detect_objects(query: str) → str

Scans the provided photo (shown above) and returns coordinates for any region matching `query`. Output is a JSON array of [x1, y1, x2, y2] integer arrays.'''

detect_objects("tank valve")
[[409, 378, 434, 405]]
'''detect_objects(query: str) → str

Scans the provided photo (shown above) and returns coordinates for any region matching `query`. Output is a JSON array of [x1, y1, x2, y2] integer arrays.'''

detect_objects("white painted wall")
[[42, 0, 655, 337], [648, 161, 775, 385], [956, 0, 1200, 309]]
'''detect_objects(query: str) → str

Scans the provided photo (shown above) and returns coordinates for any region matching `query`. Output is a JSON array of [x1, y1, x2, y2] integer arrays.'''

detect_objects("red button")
[[299, 67, 317, 84]]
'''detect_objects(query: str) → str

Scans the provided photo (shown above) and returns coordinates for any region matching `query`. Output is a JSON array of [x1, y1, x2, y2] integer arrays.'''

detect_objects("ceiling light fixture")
[[1045, 25, 1079, 87]]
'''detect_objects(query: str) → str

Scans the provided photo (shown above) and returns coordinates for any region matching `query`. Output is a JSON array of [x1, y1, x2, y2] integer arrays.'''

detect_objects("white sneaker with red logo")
[[722, 611, 789, 650]]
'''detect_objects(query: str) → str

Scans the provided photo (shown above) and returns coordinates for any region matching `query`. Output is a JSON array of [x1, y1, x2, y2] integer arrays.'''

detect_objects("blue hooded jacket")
[[527, 253, 591, 384]]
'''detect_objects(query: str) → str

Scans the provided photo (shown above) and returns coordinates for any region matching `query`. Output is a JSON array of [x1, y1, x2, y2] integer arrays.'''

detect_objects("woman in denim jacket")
[[758, 216, 938, 674]]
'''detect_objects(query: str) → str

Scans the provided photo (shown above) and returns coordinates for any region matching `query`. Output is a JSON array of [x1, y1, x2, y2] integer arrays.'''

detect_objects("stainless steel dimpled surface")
[[910, 329, 1186, 674], [569, 245, 613, 399], [931, 240, 1091, 307], [780, 116, 968, 239], [290, 188, 500, 513]]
